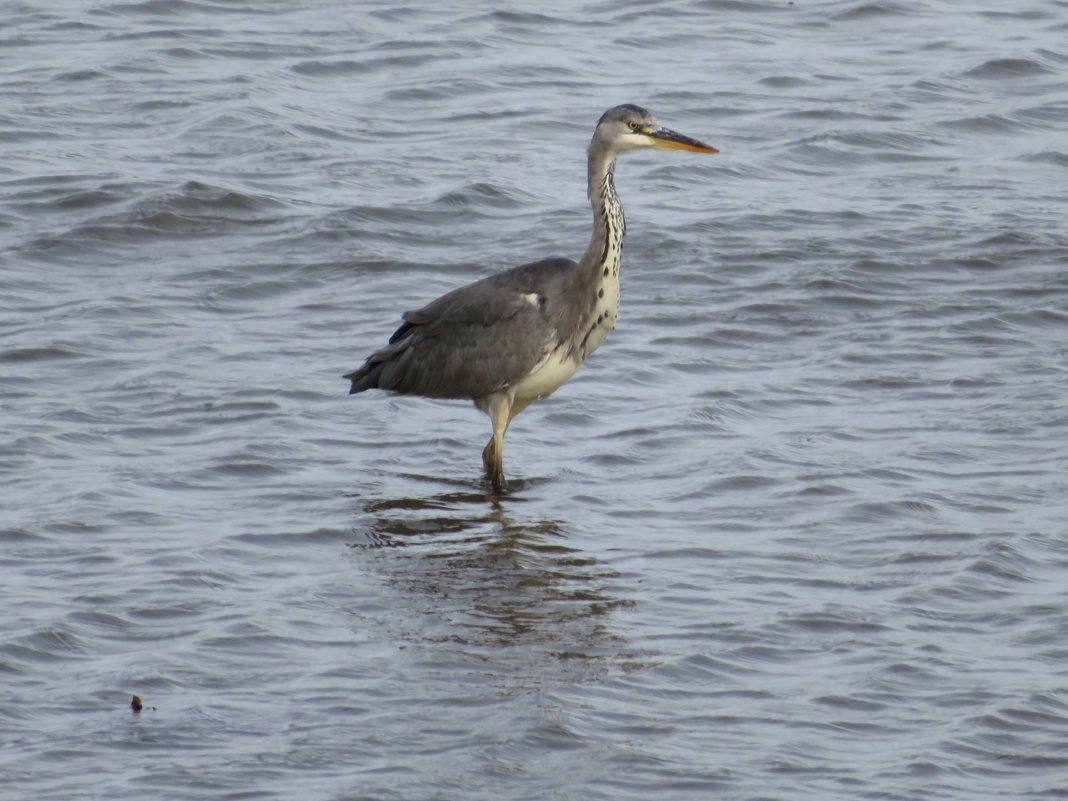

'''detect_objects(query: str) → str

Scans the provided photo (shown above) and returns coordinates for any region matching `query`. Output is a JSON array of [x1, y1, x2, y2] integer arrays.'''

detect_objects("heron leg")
[[481, 395, 538, 487], [478, 391, 513, 493], [481, 437, 498, 478], [508, 397, 535, 422]]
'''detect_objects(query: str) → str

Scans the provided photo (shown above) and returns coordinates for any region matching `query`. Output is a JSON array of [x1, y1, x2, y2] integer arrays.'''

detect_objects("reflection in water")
[[352, 486, 631, 656]]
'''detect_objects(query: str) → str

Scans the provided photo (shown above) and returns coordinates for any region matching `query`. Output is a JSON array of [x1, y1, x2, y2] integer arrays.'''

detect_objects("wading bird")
[[344, 104, 717, 492]]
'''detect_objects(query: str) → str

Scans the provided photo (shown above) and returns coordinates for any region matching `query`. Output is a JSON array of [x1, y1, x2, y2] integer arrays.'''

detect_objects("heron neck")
[[559, 147, 625, 363], [582, 149, 625, 277]]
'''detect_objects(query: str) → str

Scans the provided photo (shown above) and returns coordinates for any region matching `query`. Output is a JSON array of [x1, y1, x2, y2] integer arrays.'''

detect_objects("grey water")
[[3, 1, 1068, 798]]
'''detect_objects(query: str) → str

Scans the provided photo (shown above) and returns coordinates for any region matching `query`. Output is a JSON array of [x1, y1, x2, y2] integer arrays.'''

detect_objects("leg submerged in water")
[[477, 391, 513, 493], [478, 394, 539, 492]]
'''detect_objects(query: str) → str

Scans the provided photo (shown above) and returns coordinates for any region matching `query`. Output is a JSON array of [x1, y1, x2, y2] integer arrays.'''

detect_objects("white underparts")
[[513, 344, 582, 402]]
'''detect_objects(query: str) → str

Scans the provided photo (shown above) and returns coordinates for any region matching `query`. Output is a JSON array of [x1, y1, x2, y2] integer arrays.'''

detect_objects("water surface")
[[3, 1, 1068, 799]]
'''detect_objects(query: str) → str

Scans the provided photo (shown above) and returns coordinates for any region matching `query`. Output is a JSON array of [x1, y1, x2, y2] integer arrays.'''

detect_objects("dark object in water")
[[130, 695, 155, 713]]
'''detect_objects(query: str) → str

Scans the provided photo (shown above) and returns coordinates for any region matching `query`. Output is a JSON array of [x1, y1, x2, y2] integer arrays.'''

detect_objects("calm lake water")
[[3, 1, 1068, 799]]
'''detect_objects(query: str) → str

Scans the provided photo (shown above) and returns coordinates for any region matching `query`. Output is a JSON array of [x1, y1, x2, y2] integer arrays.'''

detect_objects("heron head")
[[591, 104, 718, 156]]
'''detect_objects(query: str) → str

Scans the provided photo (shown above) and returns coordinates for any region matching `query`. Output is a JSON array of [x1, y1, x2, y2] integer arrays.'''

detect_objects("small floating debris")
[[131, 695, 156, 713]]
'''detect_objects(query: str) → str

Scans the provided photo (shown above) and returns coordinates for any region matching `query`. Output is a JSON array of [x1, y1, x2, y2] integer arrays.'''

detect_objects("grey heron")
[[344, 104, 717, 492]]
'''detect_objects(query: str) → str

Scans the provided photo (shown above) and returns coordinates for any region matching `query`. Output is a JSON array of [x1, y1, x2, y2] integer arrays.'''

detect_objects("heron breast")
[[512, 345, 581, 402]]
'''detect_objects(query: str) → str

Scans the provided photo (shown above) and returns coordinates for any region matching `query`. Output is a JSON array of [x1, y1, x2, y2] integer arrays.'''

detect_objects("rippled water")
[[4, 1, 1068, 798]]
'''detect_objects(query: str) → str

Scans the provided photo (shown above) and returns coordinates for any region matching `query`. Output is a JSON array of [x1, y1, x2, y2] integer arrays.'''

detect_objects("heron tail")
[[343, 363, 381, 394]]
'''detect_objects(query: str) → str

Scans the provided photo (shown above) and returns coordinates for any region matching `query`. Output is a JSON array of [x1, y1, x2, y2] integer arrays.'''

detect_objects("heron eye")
[[628, 121, 640, 131]]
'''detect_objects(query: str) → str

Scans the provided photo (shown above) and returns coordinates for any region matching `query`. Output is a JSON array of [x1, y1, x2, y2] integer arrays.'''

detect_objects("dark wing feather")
[[345, 257, 580, 399]]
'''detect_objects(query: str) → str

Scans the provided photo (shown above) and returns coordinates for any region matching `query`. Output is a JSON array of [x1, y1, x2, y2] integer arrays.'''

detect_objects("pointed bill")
[[648, 127, 718, 153]]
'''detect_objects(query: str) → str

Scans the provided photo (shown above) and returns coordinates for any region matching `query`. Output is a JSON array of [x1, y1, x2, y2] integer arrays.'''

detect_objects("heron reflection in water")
[[345, 105, 717, 492]]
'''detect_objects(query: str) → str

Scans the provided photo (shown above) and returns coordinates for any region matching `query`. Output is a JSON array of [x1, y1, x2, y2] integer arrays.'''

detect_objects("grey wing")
[[345, 277, 558, 399]]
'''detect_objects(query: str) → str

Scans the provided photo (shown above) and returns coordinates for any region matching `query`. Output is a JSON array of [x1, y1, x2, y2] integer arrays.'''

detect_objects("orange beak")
[[648, 127, 718, 154]]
